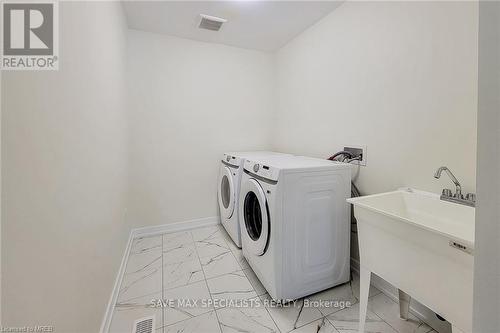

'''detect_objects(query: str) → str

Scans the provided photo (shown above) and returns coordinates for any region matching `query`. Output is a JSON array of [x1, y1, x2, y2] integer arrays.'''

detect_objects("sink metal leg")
[[398, 289, 411, 320], [359, 265, 371, 333]]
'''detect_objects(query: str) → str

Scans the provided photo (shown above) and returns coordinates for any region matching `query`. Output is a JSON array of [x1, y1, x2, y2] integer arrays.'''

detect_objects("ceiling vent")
[[132, 316, 155, 333], [199, 14, 227, 31]]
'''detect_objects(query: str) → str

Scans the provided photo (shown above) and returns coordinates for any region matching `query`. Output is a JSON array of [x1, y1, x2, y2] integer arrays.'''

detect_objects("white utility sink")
[[348, 188, 475, 333]]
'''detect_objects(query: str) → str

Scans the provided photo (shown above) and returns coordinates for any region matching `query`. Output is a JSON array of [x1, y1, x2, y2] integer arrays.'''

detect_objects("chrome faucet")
[[434, 166, 462, 198], [434, 166, 475, 207]]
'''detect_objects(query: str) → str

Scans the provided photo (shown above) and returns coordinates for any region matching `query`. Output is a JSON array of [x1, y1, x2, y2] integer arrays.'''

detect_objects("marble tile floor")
[[109, 224, 437, 333]]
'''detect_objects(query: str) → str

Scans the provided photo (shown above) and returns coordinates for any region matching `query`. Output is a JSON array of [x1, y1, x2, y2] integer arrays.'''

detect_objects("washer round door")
[[218, 166, 235, 219], [241, 178, 269, 256]]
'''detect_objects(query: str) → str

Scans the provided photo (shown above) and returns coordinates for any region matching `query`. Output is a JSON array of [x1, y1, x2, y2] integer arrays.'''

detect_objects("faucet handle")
[[442, 189, 452, 197], [465, 193, 476, 202]]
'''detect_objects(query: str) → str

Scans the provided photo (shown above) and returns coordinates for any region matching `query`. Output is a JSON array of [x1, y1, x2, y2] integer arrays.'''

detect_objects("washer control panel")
[[244, 159, 280, 182]]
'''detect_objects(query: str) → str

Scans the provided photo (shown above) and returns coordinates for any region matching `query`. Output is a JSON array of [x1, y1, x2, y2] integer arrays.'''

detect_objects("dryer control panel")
[[243, 159, 280, 182], [222, 154, 243, 168]]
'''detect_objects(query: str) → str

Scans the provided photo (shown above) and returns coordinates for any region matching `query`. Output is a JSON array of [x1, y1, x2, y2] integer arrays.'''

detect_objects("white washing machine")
[[217, 151, 291, 248], [239, 155, 351, 301]]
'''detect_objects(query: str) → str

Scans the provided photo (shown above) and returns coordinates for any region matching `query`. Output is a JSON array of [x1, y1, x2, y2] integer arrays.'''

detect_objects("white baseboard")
[[350, 258, 451, 333], [99, 216, 221, 333], [99, 231, 135, 333], [133, 216, 220, 238]]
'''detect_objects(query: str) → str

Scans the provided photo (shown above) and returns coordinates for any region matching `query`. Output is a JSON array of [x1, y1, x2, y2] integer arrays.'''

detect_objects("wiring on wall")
[[327, 151, 362, 234], [327, 151, 362, 197]]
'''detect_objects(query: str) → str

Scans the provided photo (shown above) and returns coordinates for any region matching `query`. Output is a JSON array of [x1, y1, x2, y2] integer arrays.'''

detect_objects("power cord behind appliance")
[[328, 150, 363, 285], [327, 150, 362, 234], [327, 151, 362, 197]]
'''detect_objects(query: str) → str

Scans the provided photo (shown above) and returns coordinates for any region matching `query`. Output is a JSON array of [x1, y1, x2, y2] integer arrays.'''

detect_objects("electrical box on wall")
[[344, 145, 367, 166]]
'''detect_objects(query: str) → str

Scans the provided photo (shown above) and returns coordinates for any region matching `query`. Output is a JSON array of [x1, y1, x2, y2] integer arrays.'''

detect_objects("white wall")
[[0, 1, 481, 330], [127, 30, 274, 227], [273, 1, 478, 195], [473, 2, 500, 332], [272, 2, 478, 330], [1, 2, 128, 332]]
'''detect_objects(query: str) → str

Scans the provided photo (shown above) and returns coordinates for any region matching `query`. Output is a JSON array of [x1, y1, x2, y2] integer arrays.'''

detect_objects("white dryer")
[[217, 151, 291, 248], [239, 155, 351, 301]]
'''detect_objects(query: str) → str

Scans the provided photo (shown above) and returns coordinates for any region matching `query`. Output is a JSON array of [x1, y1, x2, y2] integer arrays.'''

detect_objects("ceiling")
[[122, 1, 343, 52]]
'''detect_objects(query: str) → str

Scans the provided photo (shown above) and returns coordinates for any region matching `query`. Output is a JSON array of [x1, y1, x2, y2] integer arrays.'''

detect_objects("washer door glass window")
[[241, 178, 269, 255], [244, 191, 262, 241], [218, 166, 235, 219]]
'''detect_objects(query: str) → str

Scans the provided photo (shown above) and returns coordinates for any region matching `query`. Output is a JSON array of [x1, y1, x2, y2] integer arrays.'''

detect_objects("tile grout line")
[[197, 226, 234, 281], [264, 305, 282, 333], [211, 226, 258, 331], [118, 235, 165, 332], [323, 294, 406, 333], [205, 268, 244, 283], [161, 231, 208, 331], [192, 227, 225, 333], [230, 258, 282, 331], [281, 299, 324, 333], [368, 296, 400, 333], [219, 228, 285, 333], [217, 226, 283, 333], [122, 227, 265, 332], [285, 277, 382, 333], [228, 248, 244, 270], [296, 316, 340, 333], [162, 228, 353, 333], [296, 316, 331, 333], [323, 299, 369, 333], [216, 226, 281, 332], [160, 226, 404, 333], [371, 309, 400, 333], [324, 315, 341, 333], [369, 293, 434, 333], [163, 229, 235, 283], [324, 306, 357, 333], [217, 233, 249, 280]]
